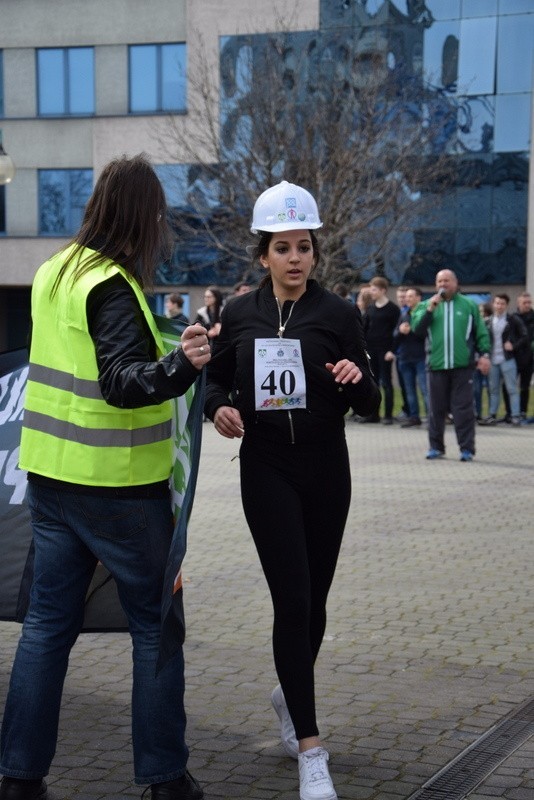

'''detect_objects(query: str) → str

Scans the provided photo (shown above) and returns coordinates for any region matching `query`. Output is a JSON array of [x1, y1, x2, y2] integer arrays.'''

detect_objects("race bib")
[[254, 338, 307, 411]]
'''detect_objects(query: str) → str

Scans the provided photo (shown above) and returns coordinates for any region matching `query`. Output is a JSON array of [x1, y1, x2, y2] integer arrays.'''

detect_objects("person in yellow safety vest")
[[0, 155, 209, 800]]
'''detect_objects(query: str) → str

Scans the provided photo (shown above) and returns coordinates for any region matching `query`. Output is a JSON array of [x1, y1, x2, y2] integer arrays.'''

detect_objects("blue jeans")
[[368, 349, 394, 418], [397, 358, 428, 419], [473, 368, 489, 417], [488, 360, 520, 417], [0, 483, 188, 785]]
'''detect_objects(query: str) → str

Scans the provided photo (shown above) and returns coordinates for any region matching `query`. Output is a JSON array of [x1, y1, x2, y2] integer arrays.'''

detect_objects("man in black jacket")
[[393, 287, 428, 427], [514, 291, 534, 417], [480, 293, 528, 426], [362, 276, 400, 424]]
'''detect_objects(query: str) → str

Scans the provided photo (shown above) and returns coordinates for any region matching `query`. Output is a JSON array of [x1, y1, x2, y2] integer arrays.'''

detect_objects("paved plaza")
[[1, 420, 533, 800]]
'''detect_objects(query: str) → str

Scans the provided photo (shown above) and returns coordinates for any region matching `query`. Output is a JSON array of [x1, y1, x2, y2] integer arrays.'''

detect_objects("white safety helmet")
[[250, 180, 323, 234]]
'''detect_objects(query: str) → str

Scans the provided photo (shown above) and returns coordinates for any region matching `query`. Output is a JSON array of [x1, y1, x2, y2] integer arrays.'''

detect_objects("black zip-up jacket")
[[485, 313, 528, 364], [204, 280, 380, 445], [86, 274, 198, 407], [513, 309, 534, 369], [392, 307, 426, 362]]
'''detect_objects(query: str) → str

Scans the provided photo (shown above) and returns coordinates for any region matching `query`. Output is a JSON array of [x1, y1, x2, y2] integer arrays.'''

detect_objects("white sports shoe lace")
[[298, 747, 337, 800]]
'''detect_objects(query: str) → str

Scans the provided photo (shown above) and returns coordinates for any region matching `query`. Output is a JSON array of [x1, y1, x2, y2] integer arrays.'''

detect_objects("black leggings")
[[240, 436, 351, 739]]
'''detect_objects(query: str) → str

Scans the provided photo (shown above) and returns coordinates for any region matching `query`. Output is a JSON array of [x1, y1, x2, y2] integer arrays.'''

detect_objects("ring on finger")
[[199, 345, 205, 353]]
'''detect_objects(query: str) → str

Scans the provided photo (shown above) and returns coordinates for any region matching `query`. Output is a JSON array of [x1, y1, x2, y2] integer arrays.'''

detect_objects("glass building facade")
[[159, 0, 532, 287]]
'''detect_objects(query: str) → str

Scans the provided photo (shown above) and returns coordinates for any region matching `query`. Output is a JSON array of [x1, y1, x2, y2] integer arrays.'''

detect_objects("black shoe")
[[146, 772, 204, 800], [382, 417, 394, 425], [401, 417, 422, 428], [0, 779, 47, 800], [358, 415, 380, 423]]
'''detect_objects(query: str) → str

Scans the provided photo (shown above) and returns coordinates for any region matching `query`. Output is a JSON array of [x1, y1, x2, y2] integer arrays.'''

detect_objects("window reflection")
[[424, 21, 460, 89], [68, 49, 95, 115], [155, 164, 189, 209], [491, 181, 527, 228], [456, 185, 491, 228], [458, 17, 497, 95], [39, 170, 92, 235], [129, 43, 186, 113], [425, 0, 461, 21], [462, 0, 497, 17], [457, 96, 494, 153], [161, 44, 185, 111], [494, 94, 531, 152], [499, 0, 534, 11], [497, 14, 534, 94], [38, 50, 64, 115], [37, 48, 94, 116]]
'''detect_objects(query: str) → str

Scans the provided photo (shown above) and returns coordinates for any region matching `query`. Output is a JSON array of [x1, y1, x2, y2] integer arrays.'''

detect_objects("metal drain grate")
[[406, 697, 534, 800]]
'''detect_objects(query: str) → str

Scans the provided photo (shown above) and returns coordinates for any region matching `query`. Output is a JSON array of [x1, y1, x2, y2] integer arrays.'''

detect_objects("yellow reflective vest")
[[20, 245, 173, 486]]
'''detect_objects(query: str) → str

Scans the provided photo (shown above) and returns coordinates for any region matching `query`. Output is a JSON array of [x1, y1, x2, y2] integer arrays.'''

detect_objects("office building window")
[[37, 47, 94, 115], [129, 43, 186, 113], [39, 169, 92, 235]]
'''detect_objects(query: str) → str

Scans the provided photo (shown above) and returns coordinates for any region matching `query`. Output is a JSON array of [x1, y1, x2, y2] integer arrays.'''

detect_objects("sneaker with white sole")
[[298, 747, 337, 800], [271, 684, 299, 759]]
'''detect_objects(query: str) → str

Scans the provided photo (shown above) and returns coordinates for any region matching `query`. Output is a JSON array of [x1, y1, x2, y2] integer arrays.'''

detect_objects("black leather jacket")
[[485, 313, 528, 363], [86, 273, 198, 408]]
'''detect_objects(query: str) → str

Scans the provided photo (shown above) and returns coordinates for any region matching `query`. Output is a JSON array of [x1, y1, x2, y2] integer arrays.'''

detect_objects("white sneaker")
[[271, 684, 299, 759], [298, 747, 337, 800]]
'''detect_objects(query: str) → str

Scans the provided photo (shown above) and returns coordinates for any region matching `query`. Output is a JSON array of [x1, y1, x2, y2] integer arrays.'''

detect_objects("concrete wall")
[[0, 0, 187, 47]]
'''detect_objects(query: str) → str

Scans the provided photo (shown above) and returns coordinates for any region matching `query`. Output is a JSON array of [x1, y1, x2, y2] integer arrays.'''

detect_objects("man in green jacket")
[[412, 269, 491, 462]]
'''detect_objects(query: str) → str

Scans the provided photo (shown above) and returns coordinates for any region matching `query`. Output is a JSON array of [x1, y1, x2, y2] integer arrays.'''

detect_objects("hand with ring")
[[181, 324, 211, 370]]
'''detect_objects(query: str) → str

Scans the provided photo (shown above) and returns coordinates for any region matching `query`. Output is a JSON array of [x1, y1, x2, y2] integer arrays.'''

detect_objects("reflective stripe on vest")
[[28, 363, 104, 400], [23, 409, 172, 447]]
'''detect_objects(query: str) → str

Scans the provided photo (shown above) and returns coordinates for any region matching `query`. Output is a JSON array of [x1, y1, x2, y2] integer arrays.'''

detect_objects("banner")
[[0, 349, 33, 623], [0, 318, 204, 667], [155, 315, 205, 668]]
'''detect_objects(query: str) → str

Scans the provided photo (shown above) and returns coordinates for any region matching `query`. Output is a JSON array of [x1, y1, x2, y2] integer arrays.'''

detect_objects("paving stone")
[[1, 422, 533, 798]]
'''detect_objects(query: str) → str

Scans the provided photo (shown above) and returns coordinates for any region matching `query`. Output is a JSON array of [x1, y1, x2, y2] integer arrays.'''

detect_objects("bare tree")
[[157, 22, 460, 288]]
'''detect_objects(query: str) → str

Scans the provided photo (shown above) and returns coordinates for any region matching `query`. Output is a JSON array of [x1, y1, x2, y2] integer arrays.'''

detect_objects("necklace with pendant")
[[276, 297, 296, 338]]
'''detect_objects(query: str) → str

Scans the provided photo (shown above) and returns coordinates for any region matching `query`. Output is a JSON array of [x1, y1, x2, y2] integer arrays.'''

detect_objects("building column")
[[527, 67, 534, 295]]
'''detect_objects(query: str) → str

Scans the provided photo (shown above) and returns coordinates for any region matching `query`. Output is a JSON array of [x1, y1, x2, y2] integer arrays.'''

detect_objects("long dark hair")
[[205, 285, 224, 323], [51, 154, 174, 296], [252, 230, 321, 288]]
